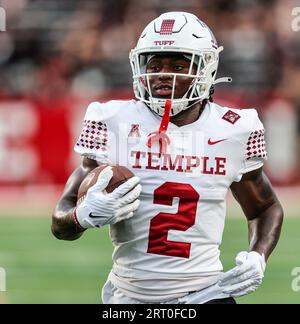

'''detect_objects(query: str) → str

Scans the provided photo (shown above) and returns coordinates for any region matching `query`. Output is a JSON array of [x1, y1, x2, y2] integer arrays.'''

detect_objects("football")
[[77, 165, 134, 204]]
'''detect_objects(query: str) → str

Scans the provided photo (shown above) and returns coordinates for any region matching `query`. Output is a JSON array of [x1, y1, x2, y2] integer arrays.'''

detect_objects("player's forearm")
[[51, 157, 98, 240], [248, 201, 284, 261], [52, 199, 85, 241]]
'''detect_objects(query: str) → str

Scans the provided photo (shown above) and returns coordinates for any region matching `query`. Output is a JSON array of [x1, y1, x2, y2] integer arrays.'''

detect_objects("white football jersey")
[[74, 100, 267, 302]]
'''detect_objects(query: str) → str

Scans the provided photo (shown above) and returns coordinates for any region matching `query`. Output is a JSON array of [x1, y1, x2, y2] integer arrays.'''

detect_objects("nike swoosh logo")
[[208, 138, 227, 145], [89, 212, 98, 218]]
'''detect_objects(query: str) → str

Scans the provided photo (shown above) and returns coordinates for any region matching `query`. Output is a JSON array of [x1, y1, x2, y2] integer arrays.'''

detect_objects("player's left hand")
[[218, 251, 266, 297]]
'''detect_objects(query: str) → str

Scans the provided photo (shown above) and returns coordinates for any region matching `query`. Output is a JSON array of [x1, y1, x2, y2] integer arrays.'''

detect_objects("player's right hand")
[[74, 166, 142, 229]]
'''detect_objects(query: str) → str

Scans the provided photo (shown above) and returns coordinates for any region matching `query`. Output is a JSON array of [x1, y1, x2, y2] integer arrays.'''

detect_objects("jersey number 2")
[[147, 182, 199, 258]]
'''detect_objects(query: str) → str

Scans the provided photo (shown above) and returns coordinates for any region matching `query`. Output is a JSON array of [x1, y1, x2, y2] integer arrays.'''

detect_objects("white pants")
[[102, 279, 230, 304]]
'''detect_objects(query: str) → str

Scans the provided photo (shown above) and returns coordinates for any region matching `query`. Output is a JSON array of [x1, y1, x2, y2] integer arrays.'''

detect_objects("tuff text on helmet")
[[154, 40, 175, 46]]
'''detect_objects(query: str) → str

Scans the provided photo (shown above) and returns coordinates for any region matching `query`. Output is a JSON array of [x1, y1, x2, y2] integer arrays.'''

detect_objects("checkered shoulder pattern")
[[75, 119, 108, 152], [246, 129, 266, 160]]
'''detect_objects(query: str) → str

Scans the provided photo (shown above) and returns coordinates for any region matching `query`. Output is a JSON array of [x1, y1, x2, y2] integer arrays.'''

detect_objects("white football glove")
[[218, 251, 266, 297], [74, 166, 142, 229]]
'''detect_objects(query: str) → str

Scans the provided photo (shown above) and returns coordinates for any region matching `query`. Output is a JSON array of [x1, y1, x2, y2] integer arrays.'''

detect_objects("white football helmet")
[[130, 12, 231, 116]]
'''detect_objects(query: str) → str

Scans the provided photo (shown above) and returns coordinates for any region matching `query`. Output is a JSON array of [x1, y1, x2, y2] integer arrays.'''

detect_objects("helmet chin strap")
[[147, 99, 171, 154], [150, 96, 204, 117], [150, 97, 189, 116]]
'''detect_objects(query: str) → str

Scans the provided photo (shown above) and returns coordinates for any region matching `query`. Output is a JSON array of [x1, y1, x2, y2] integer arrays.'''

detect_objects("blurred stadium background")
[[0, 0, 300, 304]]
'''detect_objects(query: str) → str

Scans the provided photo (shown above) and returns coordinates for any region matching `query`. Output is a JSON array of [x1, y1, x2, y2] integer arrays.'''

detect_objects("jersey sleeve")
[[74, 102, 110, 164], [234, 109, 267, 182], [239, 110, 267, 175]]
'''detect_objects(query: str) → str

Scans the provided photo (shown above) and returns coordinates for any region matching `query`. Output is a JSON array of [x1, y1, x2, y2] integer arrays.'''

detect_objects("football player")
[[52, 12, 283, 304]]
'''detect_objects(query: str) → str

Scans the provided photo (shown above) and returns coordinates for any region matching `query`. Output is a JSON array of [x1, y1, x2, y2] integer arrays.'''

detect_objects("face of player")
[[145, 54, 197, 99]]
